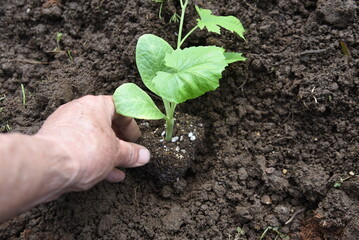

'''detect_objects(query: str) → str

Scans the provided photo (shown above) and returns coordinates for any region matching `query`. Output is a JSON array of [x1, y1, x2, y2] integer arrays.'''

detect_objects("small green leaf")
[[153, 46, 228, 103], [56, 32, 63, 42], [113, 83, 165, 120], [334, 182, 342, 188], [136, 34, 174, 96], [195, 6, 245, 40], [224, 52, 246, 64]]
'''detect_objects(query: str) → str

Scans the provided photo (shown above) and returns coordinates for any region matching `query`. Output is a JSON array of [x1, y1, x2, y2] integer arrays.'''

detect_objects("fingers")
[[115, 140, 150, 168], [105, 168, 126, 182], [112, 115, 141, 142], [102, 95, 141, 142]]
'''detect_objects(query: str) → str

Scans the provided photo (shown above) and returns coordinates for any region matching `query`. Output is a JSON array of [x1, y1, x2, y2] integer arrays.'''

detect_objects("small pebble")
[[26, 8, 31, 14], [190, 135, 196, 141], [180, 136, 183, 141], [349, 171, 355, 176], [188, 132, 193, 138], [171, 136, 179, 143], [266, 167, 276, 174], [161, 131, 165, 137], [282, 169, 288, 175], [141, 122, 149, 127], [261, 195, 272, 205], [175, 146, 180, 152]]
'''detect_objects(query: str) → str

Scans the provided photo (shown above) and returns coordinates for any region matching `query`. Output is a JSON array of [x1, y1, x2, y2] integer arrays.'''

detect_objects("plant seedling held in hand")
[[113, 0, 246, 141]]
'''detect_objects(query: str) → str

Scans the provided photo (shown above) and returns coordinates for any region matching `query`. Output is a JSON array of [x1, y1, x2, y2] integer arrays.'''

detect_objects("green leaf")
[[195, 6, 245, 40], [152, 46, 228, 103], [224, 52, 246, 64], [136, 34, 174, 96], [113, 83, 165, 120]]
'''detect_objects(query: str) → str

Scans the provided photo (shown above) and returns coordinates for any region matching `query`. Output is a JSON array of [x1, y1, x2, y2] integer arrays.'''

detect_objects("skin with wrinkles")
[[0, 95, 150, 222]]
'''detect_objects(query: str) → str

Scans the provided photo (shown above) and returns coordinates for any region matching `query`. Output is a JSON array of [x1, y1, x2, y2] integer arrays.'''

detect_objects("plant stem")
[[163, 99, 177, 141], [179, 25, 199, 48], [162, 0, 186, 141], [177, 0, 188, 49], [158, 2, 163, 19], [20, 84, 26, 106], [163, 99, 171, 118], [165, 118, 174, 141]]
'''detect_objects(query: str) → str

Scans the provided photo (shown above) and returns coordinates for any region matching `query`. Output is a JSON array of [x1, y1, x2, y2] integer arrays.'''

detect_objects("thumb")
[[115, 140, 151, 168]]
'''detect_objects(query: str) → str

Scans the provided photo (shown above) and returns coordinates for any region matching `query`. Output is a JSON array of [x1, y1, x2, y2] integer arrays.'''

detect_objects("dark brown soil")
[[0, 0, 358, 239]]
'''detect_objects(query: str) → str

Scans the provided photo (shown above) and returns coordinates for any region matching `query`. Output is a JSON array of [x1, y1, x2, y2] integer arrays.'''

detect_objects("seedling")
[[339, 41, 351, 58], [334, 171, 356, 188], [67, 50, 74, 62], [260, 226, 289, 240], [0, 123, 12, 132], [170, 12, 180, 23], [113, 0, 246, 141], [151, 0, 165, 19], [53, 32, 63, 52], [0, 95, 5, 113], [234, 226, 246, 240], [50, 32, 75, 62], [20, 84, 26, 106]]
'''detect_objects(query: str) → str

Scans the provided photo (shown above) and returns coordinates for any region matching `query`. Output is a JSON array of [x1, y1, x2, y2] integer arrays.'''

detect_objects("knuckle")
[[78, 95, 97, 105]]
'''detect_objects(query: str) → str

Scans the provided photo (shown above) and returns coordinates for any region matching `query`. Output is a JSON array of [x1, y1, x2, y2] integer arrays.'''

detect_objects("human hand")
[[36, 95, 150, 191]]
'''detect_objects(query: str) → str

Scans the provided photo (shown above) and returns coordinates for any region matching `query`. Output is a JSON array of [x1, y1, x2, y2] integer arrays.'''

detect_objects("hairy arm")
[[0, 95, 150, 222]]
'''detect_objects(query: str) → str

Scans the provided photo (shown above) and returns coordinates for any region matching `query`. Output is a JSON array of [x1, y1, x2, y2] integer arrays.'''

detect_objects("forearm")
[[0, 133, 76, 222]]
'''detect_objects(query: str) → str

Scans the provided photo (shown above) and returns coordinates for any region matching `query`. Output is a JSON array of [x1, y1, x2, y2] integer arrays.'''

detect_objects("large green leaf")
[[152, 46, 228, 103], [224, 52, 246, 64], [113, 83, 165, 120], [195, 6, 245, 40], [136, 34, 174, 96]]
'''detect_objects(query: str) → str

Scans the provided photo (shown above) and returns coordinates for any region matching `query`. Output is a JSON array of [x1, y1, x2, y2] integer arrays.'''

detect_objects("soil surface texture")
[[0, 0, 358, 239]]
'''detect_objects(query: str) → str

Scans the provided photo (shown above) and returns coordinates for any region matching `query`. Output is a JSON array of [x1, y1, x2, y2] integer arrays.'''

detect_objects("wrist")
[[0, 133, 79, 221], [32, 134, 79, 195]]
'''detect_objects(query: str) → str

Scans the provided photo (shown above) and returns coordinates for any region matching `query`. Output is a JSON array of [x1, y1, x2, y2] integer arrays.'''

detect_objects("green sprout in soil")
[[259, 226, 289, 240], [20, 84, 26, 106], [0, 123, 12, 132], [169, 12, 180, 23], [113, 0, 246, 141], [339, 41, 351, 58], [334, 171, 356, 188], [67, 50, 74, 62], [233, 226, 246, 240], [50, 32, 75, 62], [53, 32, 63, 52], [151, 0, 165, 19], [0, 95, 5, 113]]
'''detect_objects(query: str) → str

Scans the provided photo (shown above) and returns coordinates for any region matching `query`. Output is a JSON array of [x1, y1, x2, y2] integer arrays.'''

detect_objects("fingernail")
[[138, 148, 150, 165]]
